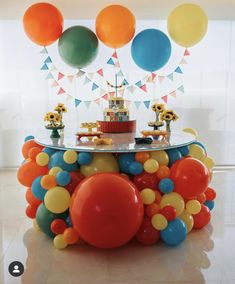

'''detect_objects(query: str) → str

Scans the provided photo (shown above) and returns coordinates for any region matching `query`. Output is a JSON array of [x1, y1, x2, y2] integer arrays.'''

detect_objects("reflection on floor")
[[0, 169, 235, 284]]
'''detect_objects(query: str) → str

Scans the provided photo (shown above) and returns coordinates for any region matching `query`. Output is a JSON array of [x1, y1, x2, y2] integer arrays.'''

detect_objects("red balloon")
[[204, 187, 216, 201], [193, 204, 211, 229], [25, 188, 42, 206], [26, 204, 38, 219], [65, 171, 85, 195], [51, 219, 67, 235], [135, 217, 160, 245], [132, 172, 159, 191], [170, 157, 210, 199], [160, 205, 177, 221], [70, 173, 144, 249], [17, 160, 48, 187]]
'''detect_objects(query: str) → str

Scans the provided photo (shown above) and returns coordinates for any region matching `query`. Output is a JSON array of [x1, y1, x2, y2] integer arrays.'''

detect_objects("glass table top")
[[35, 131, 195, 153]]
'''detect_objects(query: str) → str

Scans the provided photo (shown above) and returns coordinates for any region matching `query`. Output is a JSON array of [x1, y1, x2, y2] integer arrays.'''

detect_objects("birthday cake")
[[98, 97, 136, 133]]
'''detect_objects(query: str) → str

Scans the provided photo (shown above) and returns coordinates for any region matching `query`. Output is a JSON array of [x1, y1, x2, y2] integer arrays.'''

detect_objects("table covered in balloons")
[[17, 132, 216, 249]]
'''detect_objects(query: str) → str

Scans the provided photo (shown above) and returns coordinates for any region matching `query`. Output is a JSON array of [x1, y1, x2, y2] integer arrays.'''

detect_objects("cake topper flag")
[[97, 68, 104, 77], [58, 72, 64, 80], [134, 101, 141, 109], [57, 87, 65, 95], [143, 101, 151, 109], [174, 67, 183, 74], [161, 95, 168, 103], [75, 99, 82, 107]]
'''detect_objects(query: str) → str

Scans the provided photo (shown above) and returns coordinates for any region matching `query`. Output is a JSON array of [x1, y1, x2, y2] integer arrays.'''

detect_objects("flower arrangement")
[[44, 103, 67, 138], [151, 103, 165, 121], [160, 110, 179, 132]]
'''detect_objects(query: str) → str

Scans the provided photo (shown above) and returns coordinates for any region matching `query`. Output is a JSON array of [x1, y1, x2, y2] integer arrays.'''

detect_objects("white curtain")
[[0, 20, 235, 167]]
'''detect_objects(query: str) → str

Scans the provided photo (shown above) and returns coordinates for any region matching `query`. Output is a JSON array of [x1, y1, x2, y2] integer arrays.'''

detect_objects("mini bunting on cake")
[[96, 68, 104, 77], [174, 67, 183, 74], [58, 72, 64, 80], [134, 101, 141, 109], [75, 99, 82, 107], [161, 95, 168, 103], [143, 101, 151, 109], [57, 87, 66, 95]]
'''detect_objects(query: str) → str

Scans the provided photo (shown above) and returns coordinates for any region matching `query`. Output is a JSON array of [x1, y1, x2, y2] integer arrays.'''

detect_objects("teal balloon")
[[131, 29, 171, 72], [58, 25, 98, 68], [36, 203, 68, 238]]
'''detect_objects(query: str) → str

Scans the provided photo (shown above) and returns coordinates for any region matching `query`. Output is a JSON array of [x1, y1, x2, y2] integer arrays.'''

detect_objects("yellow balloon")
[[186, 200, 201, 215], [201, 156, 215, 170], [189, 144, 204, 160], [149, 150, 169, 166], [160, 192, 185, 216], [63, 150, 78, 164], [140, 188, 156, 205], [144, 159, 159, 174], [36, 152, 49, 166], [53, 234, 68, 249], [168, 4, 208, 47], [80, 153, 119, 177], [33, 219, 41, 231], [179, 210, 194, 233], [44, 186, 71, 214], [151, 214, 168, 230], [49, 166, 62, 176], [182, 128, 198, 138]]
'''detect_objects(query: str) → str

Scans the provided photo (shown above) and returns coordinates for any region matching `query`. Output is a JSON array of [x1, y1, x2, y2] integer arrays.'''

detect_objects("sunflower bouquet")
[[160, 110, 179, 132]]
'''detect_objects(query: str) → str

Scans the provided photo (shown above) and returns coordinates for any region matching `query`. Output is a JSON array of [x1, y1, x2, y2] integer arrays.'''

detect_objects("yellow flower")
[[61, 107, 67, 113], [151, 103, 165, 112], [161, 110, 179, 122]]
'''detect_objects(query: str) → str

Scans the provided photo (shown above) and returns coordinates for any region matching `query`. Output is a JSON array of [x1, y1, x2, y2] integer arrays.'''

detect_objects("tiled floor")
[[0, 169, 234, 284]]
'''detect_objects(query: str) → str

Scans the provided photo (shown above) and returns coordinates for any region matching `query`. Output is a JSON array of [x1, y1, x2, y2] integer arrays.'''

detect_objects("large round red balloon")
[[170, 157, 210, 199], [193, 204, 211, 229], [70, 173, 144, 248]]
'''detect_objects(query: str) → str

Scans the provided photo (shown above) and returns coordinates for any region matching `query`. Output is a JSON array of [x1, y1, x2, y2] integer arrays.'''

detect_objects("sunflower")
[[151, 103, 165, 113], [61, 107, 67, 113], [54, 103, 65, 112], [161, 110, 178, 122]]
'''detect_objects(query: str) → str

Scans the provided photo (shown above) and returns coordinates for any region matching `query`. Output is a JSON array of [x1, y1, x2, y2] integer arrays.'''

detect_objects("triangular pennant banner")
[[112, 51, 118, 59], [102, 94, 109, 100], [44, 56, 52, 64], [180, 58, 187, 65], [127, 85, 136, 94], [147, 76, 153, 83], [66, 94, 73, 102], [67, 75, 74, 83], [115, 61, 120, 68], [140, 84, 147, 92], [135, 81, 142, 87], [58, 72, 64, 80], [122, 79, 129, 86], [95, 98, 101, 105], [143, 101, 151, 109], [50, 65, 57, 71], [92, 83, 99, 91], [184, 49, 190, 56], [84, 101, 91, 109], [134, 101, 141, 109], [118, 89, 125, 96], [45, 72, 53, 80], [77, 70, 86, 77], [158, 76, 165, 83], [161, 95, 168, 103], [100, 88, 106, 95], [40, 47, 48, 54], [109, 91, 115, 97], [84, 76, 91, 85], [75, 99, 82, 107], [177, 85, 185, 93], [152, 73, 157, 81], [57, 87, 66, 95], [116, 70, 124, 77], [97, 68, 103, 77], [167, 73, 174, 81], [41, 64, 49, 70], [51, 80, 59, 87], [174, 66, 183, 74], [87, 72, 95, 80], [107, 58, 115, 65], [170, 91, 177, 98]]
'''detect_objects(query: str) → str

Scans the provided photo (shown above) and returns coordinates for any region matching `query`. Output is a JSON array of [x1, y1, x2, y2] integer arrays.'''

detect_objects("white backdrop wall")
[[0, 20, 235, 167]]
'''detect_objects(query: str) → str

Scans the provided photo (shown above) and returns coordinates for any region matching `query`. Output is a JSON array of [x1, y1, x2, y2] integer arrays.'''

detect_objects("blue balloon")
[[129, 161, 143, 175], [48, 151, 79, 172], [32, 176, 47, 200], [77, 152, 92, 165], [43, 147, 57, 157], [159, 178, 174, 193], [66, 216, 72, 227], [131, 29, 171, 72], [118, 153, 135, 174], [204, 200, 215, 211], [178, 146, 189, 156], [166, 149, 182, 166], [161, 218, 187, 246], [24, 135, 34, 142], [56, 171, 71, 186]]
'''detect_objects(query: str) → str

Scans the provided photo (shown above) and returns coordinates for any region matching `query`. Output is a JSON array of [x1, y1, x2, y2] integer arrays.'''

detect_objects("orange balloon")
[[22, 140, 44, 159], [28, 147, 42, 161], [25, 188, 42, 206], [145, 203, 161, 218], [135, 152, 150, 164], [17, 160, 48, 187], [40, 175, 57, 190], [63, 228, 79, 245], [23, 3, 63, 46], [156, 165, 171, 180], [96, 5, 135, 48]]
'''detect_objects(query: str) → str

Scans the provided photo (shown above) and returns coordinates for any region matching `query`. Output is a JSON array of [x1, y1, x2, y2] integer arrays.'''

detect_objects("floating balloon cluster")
[[17, 136, 216, 249], [23, 3, 208, 71]]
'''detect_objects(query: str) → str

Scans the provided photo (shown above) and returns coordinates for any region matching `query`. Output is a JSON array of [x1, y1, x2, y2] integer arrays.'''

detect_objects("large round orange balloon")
[[70, 173, 143, 248], [170, 157, 210, 199], [96, 5, 135, 48], [23, 3, 63, 46], [17, 160, 48, 187], [22, 140, 44, 159]]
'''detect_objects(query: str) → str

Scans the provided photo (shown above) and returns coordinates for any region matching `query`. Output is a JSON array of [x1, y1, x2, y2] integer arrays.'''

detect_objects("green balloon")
[[36, 203, 68, 238], [58, 25, 98, 68]]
